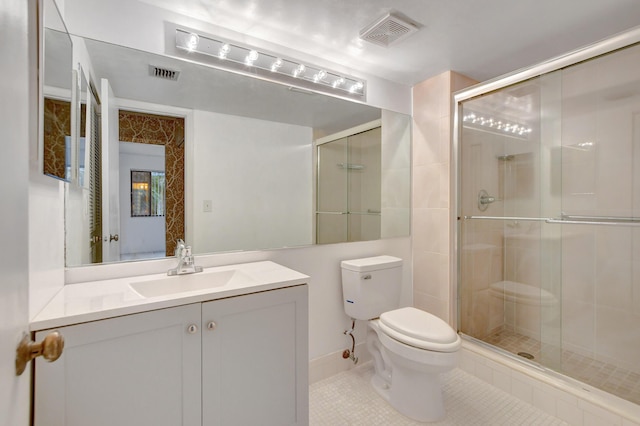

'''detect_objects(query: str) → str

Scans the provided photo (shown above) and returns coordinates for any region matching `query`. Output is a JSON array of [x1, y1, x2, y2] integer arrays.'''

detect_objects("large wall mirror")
[[61, 34, 411, 267]]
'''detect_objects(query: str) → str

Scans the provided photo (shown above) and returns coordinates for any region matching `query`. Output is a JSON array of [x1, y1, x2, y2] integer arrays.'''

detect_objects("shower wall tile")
[[595, 305, 640, 373], [412, 71, 477, 323], [413, 291, 449, 322], [412, 72, 449, 129], [413, 251, 449, 298], [413, 164, 441, 209], [562, 228, 595, 305], [411, 123, 439, 167], [595, 228, 632, 311], [562, 300, 596, 357]]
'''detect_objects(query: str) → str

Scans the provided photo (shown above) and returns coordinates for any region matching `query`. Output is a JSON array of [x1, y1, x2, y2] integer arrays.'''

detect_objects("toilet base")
[[371, 363, 445, 423], [367, 320, 458, 423]]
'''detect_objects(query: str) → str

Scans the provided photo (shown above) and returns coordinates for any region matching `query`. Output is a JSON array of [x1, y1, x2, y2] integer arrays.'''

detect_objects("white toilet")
[[341, 255, 461, 423]]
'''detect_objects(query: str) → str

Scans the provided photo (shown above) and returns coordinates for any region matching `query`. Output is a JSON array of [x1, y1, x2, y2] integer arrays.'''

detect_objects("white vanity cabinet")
[[202, 285, 308, 425], [33, 303, 202, 426], [33, 284, 308, 426]]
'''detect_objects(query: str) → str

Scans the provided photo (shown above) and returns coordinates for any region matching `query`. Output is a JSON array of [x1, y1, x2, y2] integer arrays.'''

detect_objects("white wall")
[[191, 109, 313, 253], [119, 142, 166, 257]]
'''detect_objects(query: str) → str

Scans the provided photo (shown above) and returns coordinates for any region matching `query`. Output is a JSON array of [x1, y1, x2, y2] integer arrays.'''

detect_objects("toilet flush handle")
[[363, 274, 372, 280]]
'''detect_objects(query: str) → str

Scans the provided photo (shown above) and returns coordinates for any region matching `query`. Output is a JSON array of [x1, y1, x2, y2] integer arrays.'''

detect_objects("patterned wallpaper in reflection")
[[43, 98, 71, 179], [119, 110, 185, 256]]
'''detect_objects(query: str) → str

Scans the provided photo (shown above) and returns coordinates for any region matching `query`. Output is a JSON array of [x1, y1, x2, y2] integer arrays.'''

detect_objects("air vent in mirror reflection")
[[149, 65, 180, 81]]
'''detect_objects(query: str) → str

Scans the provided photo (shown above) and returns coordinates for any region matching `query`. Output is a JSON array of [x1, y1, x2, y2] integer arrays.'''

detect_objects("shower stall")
[[456, 31, 640, 405]]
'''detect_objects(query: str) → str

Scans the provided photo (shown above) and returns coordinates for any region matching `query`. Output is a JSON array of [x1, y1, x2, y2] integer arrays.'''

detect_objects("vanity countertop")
[[31, 261, 309, 331]]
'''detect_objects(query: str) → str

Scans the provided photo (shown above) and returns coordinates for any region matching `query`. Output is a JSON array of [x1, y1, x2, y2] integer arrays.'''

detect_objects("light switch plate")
[[203, 200, 212, 212]]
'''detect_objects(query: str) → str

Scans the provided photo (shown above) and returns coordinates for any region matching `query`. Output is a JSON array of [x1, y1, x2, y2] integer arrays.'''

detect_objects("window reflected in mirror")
[[131, 170, 166, 217]]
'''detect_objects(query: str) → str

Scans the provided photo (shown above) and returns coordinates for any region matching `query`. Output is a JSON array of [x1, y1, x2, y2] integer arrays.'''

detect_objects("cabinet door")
[[202, 285, 308, 426], [34, 304, 202, 426]]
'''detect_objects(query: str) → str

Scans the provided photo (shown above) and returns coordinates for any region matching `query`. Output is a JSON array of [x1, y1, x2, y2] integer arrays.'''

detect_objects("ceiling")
[[137, 0, 640, 86]]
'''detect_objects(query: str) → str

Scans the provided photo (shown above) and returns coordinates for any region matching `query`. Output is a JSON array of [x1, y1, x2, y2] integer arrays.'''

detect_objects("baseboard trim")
[[309, 342, 371, 384]]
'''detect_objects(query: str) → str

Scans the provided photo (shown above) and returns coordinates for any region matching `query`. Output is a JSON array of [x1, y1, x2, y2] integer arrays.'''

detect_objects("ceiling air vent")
[[149, 65, 180, 81], [359, 12, 419, 47]]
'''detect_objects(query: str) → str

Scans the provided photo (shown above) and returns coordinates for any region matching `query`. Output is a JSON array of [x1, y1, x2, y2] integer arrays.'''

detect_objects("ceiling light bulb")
[[219, 43, 230, 59], [186, 33, 199, 52], [332, 77, 345, 88]]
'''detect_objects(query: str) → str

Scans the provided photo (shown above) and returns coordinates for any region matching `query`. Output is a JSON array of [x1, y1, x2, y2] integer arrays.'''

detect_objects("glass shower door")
[[458, 74, 564, 370], [458, 40, 640, 405], [316, 127, 382, 244], [316, 137, 348, 244]]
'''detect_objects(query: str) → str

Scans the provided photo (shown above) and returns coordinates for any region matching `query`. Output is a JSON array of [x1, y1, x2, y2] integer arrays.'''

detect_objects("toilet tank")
[[341, 255, 403, 320]]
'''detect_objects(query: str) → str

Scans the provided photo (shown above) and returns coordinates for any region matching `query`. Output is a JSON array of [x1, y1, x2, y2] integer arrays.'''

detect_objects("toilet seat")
[[379, 307, 460, 352]]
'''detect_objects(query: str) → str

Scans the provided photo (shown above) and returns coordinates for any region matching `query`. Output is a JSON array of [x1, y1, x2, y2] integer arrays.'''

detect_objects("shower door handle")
[[479, 195, 496, 205]]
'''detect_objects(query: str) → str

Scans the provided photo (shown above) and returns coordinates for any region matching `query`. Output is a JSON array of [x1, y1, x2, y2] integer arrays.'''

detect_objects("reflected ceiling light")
[[186, 33, 199, 52], [175, 28, 366, 99], [313, 70, 327, 82], [218, 43, 230, 59], [271, 58, 283, 72], [245, 49, 259, 66], [293, 64, 306, 78], [349, 81, 364, 94], [462, 110, 533, 138], [567, 140, 595, 151]]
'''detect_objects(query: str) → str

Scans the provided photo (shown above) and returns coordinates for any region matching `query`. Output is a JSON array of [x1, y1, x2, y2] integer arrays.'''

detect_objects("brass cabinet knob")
[[16, 331, 64, 376], [207, 321, 216, 331], [187, 324, 198, 334], [110, 234, 119, 242]]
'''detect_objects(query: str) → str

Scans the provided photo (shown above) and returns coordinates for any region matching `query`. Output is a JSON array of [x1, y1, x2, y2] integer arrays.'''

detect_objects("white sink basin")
[[130, 269, 254, 298]]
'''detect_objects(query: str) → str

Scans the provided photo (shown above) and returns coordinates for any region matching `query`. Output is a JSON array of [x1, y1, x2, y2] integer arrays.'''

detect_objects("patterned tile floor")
[[485, 329, 640, 405], [309, 364, 567, 425]]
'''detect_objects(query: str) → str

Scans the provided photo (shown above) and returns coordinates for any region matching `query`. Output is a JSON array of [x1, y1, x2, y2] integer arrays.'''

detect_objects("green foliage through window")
[[131, 170, 165, 217]]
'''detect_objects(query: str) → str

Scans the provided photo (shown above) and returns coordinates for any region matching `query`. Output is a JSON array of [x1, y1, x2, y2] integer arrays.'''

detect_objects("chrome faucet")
[[168, 239, 203, 276]]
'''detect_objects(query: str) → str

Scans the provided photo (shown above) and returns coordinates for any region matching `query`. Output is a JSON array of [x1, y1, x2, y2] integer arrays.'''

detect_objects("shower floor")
[[485, 329, 640, 406]]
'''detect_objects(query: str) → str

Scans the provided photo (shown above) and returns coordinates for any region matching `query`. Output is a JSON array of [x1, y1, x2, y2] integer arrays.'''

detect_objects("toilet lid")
[[379, 307, 460, 352]]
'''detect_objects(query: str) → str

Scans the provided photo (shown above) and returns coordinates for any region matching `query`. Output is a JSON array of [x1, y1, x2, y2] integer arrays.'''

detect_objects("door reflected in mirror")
[[118, 110, 185, 259]]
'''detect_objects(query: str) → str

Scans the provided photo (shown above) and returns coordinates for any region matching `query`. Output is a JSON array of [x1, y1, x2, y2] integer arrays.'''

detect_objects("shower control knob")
[[187, 324, 198, 334], [207, 321, 216, 331]]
